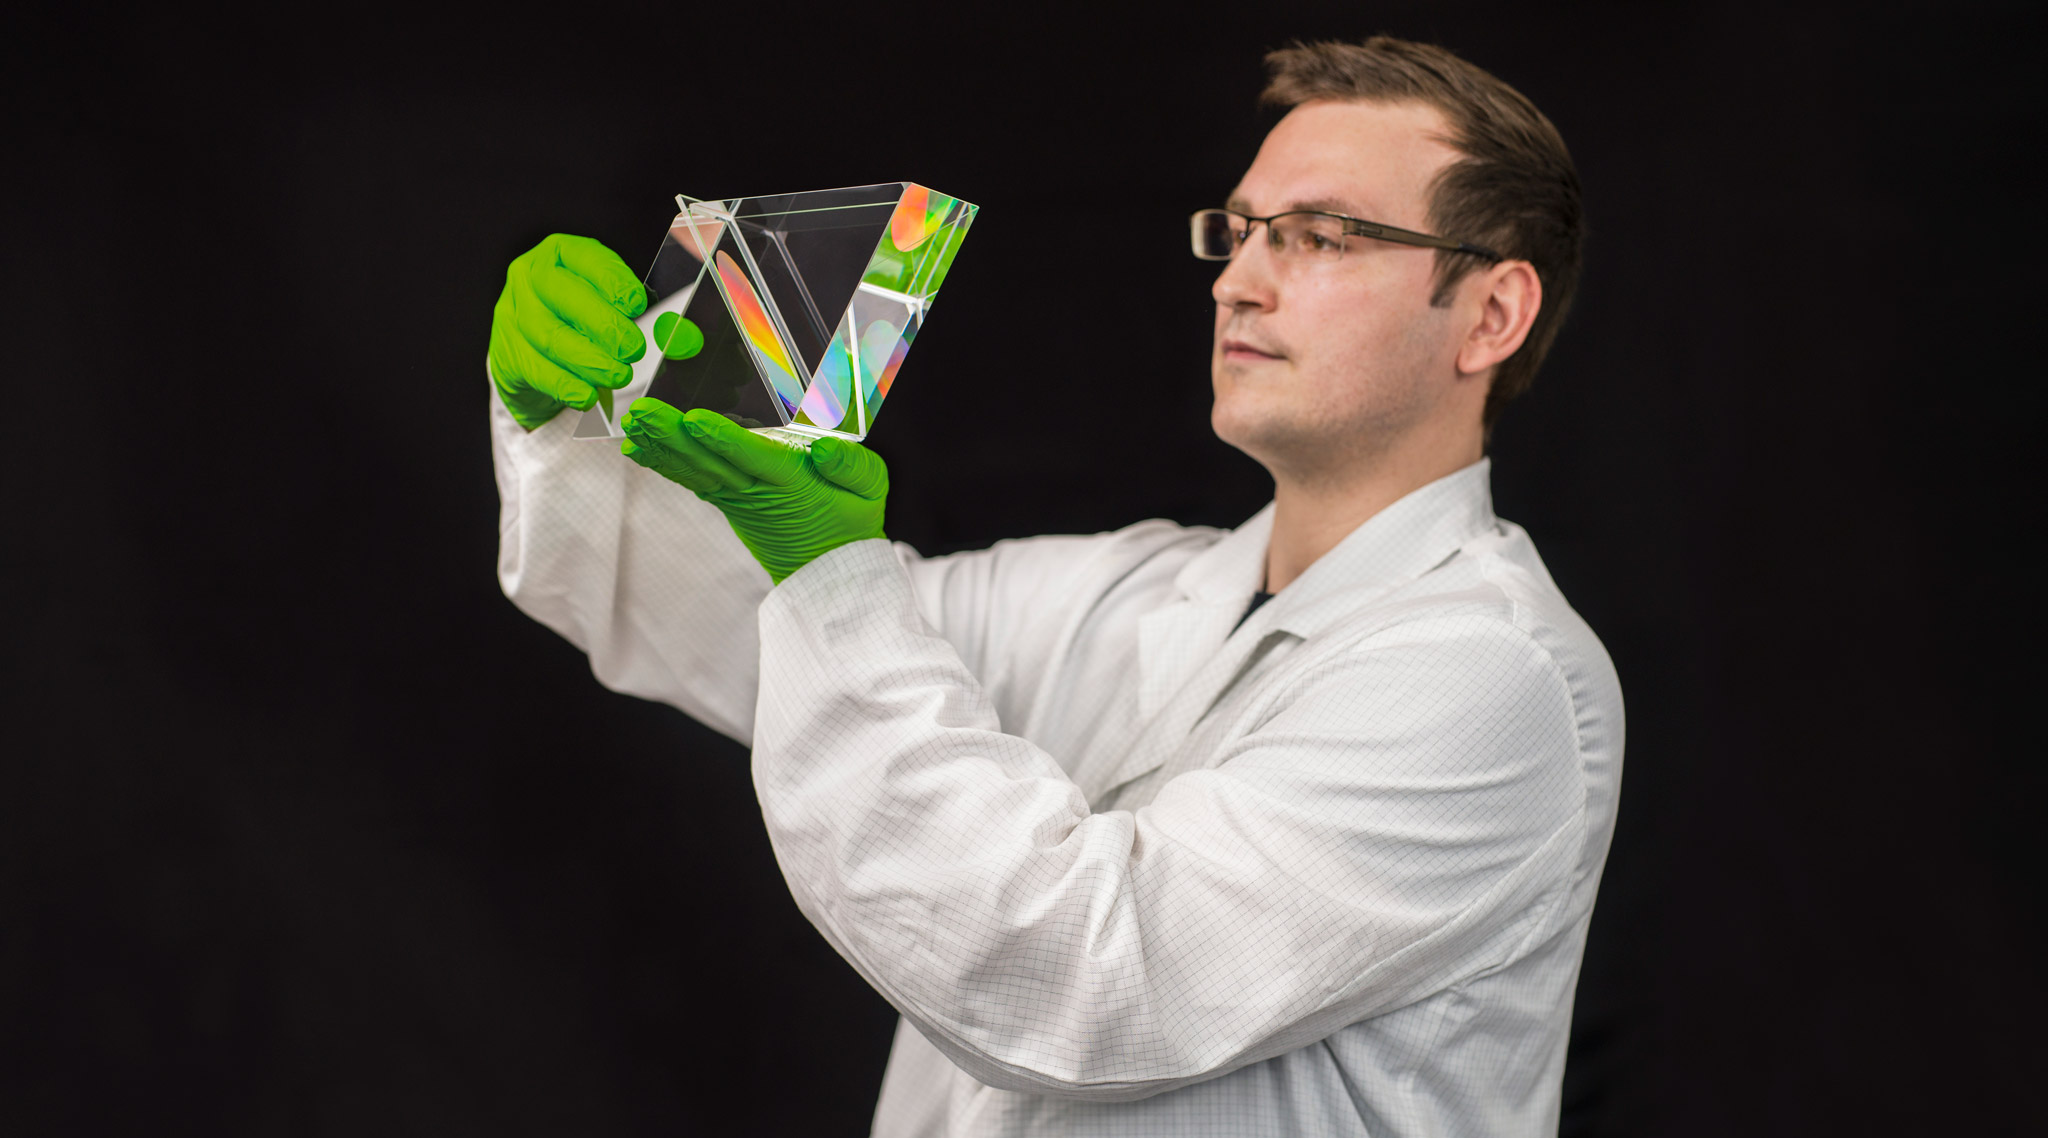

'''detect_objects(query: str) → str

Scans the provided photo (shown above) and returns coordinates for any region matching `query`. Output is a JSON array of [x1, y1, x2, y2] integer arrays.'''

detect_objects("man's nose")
[[1211, 236, 1280, 311]]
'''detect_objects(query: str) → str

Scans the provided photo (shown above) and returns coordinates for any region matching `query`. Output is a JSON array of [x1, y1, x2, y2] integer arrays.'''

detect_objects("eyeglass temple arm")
[[1347, 219, 1503, 261]]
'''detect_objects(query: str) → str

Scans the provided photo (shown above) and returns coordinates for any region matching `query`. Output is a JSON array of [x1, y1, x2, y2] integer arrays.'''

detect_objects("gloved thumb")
[[621, 398, 752, 493], [680, 409, 807, 485], [622, 397, 687, 440], [810, 438, 890, 500]]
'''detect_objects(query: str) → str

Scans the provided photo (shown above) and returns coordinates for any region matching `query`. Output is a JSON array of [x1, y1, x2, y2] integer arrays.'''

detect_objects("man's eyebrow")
[[1283, 197, 1369, 216], [1223, 195, 1373, 217]]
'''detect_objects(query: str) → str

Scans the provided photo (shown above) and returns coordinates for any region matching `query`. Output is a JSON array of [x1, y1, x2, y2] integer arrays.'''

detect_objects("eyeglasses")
[[1189, 208, 1503, 265]]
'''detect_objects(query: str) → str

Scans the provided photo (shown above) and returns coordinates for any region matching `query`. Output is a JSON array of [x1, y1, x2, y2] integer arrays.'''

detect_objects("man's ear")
[[1455, 260, 1542, 377]]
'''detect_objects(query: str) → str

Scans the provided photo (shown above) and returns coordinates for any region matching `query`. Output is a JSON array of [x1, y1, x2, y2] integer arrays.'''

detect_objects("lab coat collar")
[[1116, 459, 1497, 789], [1171, 501, 1275, 606], [1131, 508, 1272, 725], [1254, 458, 1499, 640], [1171, 458, 1497, 632]]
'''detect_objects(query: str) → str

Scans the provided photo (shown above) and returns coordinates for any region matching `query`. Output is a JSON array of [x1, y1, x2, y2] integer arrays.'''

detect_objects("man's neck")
[[1263, 433, 1483, 593]]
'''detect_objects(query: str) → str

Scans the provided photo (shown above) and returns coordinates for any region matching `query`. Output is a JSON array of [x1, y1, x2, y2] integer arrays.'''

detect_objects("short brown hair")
[[1262, 36, 1584, 430]]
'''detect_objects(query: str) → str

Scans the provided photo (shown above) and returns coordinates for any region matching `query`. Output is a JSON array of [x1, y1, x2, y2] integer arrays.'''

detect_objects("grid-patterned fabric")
[[492, 391, 1625, 1137]]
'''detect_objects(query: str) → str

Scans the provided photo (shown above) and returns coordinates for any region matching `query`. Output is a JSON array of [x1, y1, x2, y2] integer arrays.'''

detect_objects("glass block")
[[575, 182, 976, 446]]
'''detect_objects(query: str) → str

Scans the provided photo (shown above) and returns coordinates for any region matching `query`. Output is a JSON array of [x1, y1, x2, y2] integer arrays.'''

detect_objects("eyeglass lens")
[[1193, 211, 1349, 261]]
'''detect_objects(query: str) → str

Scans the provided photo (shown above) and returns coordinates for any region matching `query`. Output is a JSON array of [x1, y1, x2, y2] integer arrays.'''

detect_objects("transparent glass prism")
[[576, 182, 977, 446]]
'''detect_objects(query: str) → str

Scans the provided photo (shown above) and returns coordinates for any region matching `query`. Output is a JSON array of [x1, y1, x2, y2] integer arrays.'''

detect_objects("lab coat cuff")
[[765, 538, 917, 628]]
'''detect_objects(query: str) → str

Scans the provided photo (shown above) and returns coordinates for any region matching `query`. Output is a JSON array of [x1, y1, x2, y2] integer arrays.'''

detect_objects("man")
[[486, 36, 1620, 1138]]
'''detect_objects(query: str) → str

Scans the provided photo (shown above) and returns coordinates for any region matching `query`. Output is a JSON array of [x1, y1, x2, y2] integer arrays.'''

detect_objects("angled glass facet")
[[576, 182, 976, 445]]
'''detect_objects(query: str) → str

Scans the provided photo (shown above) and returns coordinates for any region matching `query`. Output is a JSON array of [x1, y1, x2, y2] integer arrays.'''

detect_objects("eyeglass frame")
[[1190, 207, 1504, 264]]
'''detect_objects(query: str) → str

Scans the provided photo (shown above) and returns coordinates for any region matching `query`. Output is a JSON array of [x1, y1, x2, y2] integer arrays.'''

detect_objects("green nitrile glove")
[[488, 234, 649, 430], [618, 400, 888, 583]]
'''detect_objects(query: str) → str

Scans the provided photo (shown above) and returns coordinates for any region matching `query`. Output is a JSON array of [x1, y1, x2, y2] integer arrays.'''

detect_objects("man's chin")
[[1211, 402, 1310, 465]]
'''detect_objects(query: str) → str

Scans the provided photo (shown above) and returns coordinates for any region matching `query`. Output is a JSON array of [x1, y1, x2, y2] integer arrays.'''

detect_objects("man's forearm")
[[490, 381, 770, 742]]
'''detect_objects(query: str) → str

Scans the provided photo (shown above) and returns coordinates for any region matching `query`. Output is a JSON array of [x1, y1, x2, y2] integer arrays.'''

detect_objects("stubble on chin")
[[1210, 358, 1320, 476], [1211, 355, 1427, 490]]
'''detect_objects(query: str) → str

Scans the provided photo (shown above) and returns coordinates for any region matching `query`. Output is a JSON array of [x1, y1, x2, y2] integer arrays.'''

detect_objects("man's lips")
[[1220, 338, 1284, 361]]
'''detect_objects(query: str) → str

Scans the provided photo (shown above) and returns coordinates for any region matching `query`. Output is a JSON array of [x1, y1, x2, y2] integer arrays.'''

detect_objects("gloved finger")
[[622, 399, 754, 491], [545, 233, 649, 319], [679, 408, 807, 486], [809, 438, 890, 501], [488, 356, 565, 428], [530, 262, 647, 364], [512, 275, 635, 389], [491, 289, 600, 409], [507, 334, 601, 409], [518, 322, 629, 390]]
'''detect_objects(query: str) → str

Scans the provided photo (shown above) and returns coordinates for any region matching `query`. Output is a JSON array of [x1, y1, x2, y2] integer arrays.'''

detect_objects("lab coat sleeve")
[[753, 540, 1589, 1101], [490, 383, 770, 743], [892, 519, 1201, 732]]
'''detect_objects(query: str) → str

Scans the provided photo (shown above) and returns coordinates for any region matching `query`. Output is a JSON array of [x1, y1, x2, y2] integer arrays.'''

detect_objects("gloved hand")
[[488, 234, 649, 429], [618, 400, 888, 583]]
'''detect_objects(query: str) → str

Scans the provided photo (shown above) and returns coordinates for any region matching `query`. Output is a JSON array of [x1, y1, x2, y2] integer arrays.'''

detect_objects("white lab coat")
[[492, 392, 1624, 1138]]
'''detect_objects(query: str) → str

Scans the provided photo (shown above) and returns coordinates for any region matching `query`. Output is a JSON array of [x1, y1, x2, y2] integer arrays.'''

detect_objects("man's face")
[[1211, 100, 1469, 480]]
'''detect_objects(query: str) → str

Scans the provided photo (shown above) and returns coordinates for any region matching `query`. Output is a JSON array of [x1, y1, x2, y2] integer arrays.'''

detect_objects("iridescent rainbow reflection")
[[797, 338, 851, 429], [714, 250, 806, 414], [889, 185, 956, 252]]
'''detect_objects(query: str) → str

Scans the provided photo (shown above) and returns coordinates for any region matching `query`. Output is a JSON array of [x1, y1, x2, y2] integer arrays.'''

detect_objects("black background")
[[4, 2, 2040, 1135]]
